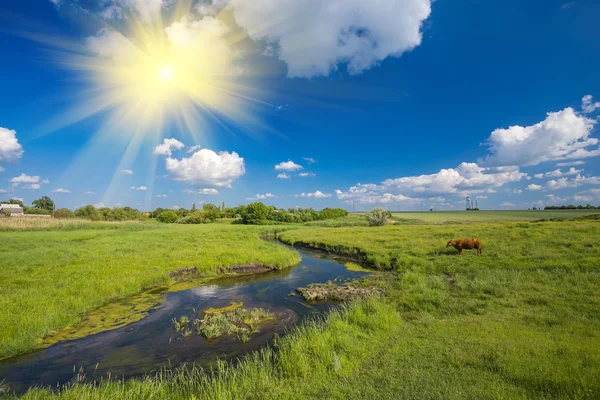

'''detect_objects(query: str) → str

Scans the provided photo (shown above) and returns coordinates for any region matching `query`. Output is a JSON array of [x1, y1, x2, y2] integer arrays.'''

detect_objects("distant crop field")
[[376, 209, 600, 222]]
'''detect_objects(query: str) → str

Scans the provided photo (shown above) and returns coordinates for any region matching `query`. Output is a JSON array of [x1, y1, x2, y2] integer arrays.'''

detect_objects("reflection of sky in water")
[[0, 248, 369, 395]]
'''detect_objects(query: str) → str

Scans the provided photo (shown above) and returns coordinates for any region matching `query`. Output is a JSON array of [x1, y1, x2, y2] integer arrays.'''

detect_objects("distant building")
[[0, 204, 24, 217]]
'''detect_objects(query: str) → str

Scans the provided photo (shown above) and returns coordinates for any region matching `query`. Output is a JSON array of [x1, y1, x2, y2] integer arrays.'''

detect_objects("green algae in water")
[[344, 262, 371, 272]]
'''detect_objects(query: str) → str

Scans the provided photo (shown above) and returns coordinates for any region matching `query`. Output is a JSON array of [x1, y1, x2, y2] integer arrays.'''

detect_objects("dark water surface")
[[0, 246, 368, 395]]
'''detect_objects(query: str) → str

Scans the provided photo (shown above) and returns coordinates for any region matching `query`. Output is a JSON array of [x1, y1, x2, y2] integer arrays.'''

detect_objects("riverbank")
[[0, 223, 300, 360]]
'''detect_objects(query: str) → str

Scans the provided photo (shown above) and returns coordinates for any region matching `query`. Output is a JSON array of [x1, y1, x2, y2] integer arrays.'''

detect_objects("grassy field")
[[0, 222, 300, 360], [383, 209, 600, 222], [3, 215, 600, 399]]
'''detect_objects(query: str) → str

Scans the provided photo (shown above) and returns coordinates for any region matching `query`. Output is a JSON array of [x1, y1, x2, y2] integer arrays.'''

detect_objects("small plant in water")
[[172, 315, 190, 332], [195, 304, 275, 341], [181, 328, 193, 338]]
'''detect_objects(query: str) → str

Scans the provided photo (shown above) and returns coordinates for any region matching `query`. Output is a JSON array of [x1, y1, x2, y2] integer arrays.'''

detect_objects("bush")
[[54, 208, 75, 219], [241, 202, 269, 224], [176, 211, 207, 224], [366, 208, 388, 227], [157, 210, 178, 223], [318, 208, 348, 220], [74, 205, 103, 221]]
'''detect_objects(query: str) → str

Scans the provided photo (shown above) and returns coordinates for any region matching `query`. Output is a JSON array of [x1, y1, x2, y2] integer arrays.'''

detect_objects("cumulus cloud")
[[10, 174, 44, 189], [52, 188, 71, 193], [156, 194, 168, 198], [500, 202, 516, 208], [130, 186, 147, 191], [544, 194, 569, 204], [526, 184, 543, 191], [582, 95, 600, 114], [275, 161, 303, 171], [246, 193, 276, 201], [0, 128, 24, 164], [294, 190, 332, 199], [99, 0, 170, 23], [120, 169, 134, 175], [84, 191, 96, 195], [481, 107, 598, 167], [225, 0, 432, 78], [382, 163, 526, 194], [277, 173, 291, 179], [545, 174, 600, 190], [154, 138, 185, 157], [556, 161, 585, 167], [303, 157, 317, 164], [298, 172, 316, 177], [184, 188, 220, 195], [163, 147, 245, 188], [535, 167, 583, 179]]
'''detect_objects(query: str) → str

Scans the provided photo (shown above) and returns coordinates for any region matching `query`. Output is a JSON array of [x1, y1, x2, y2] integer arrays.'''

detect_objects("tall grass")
[[0, 218, 148, 232]]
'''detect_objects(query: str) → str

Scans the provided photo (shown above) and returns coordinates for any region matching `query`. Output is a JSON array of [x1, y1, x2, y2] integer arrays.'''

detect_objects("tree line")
[[544, 204, 599, 210]]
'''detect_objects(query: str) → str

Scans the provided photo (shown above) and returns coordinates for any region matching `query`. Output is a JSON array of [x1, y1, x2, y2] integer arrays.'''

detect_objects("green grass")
[[0, 223, 300, 360], [3, 219, 600, 399], [383, 209, 600, 223]]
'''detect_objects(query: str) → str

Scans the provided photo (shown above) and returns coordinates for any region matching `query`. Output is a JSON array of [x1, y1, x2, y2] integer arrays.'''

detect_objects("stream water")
[[0, 246, 369, 395]]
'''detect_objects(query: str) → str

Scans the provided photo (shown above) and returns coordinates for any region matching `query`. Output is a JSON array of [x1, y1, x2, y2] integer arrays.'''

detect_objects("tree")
[[1, 199, 24, 207], [157, 210, 178, 223], [365, 208, 388, 227], [191, 203, 196, 211], [54, 208, 75, 219], [32, 196, 55, 211], [75, 205, 102, 221], [241, 202, 269, 224]]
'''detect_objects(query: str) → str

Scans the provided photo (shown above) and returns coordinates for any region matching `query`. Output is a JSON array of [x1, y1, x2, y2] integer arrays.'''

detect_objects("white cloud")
[[226, 0, 432, 78], [154, 138, 185, 157], [544, 194, 569, 204], [86, 28, 138, 61], [184, 188, 220, 196], [48, 0, 61, 6], [0, 167, 4, 172], [556, 161, 585, 167], [0, 128, 24, 164], [382, 163, 526, 194], [476, 195, 488, 200], [535, 167, 583, 179], [25, 184, 41, 190], [246, 193, 276, 201], [84, 191, 96, 195], [120, 169, 134, 175], [303, 157, 317, 164], [163, 148, 245, 187], [10, 174, 39, 185], [545, 174, 600, 190], [298, 172, 316, 177], [187, 145, 202, 153], [512, 189, 523, 195], [99, 0, 170, 23], [156, 194, 168, 198], [0, 189, 7, 193], [130, 186, 147, 191], [582, 95, 600, 114], [52, 188, 71, 193], [275, 161, 303, 171], [294, 190, 332, 199], [526, 184, 543, 191], [277, 173, 291, 179], [500, 202, 516, 208], [481, 107, 597, 167]]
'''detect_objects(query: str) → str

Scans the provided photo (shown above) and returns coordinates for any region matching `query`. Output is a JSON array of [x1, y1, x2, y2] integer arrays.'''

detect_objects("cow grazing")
[[446, 238, 482, 256]]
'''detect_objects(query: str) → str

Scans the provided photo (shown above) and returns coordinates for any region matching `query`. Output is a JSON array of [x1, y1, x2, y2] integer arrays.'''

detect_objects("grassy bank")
[[3, 219, 600, 398], [0, 223, 300, 359], [385, 209, 600, 222]]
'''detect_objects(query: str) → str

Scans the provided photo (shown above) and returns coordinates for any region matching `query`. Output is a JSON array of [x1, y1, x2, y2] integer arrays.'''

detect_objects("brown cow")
[[446, 238, 482, 256]]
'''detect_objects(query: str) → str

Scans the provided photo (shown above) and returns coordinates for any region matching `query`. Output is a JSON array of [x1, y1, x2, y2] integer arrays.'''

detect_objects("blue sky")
[[1, 0, 600, 211]]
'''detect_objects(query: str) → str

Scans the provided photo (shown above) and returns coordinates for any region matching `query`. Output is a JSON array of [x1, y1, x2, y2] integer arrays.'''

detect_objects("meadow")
[[2, 212, 599, 399], [385, 209, 600, 222]]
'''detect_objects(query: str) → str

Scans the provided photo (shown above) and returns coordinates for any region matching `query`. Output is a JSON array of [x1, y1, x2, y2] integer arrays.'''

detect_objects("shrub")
[[176, 211, 207, 224], [54, 208, 75, 219], [241, 202, 269, 224], [318, 208, 348, 220], [157, 210, 178, 223], [366, 208, 388, 227], [74, 205, 103, 221]]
